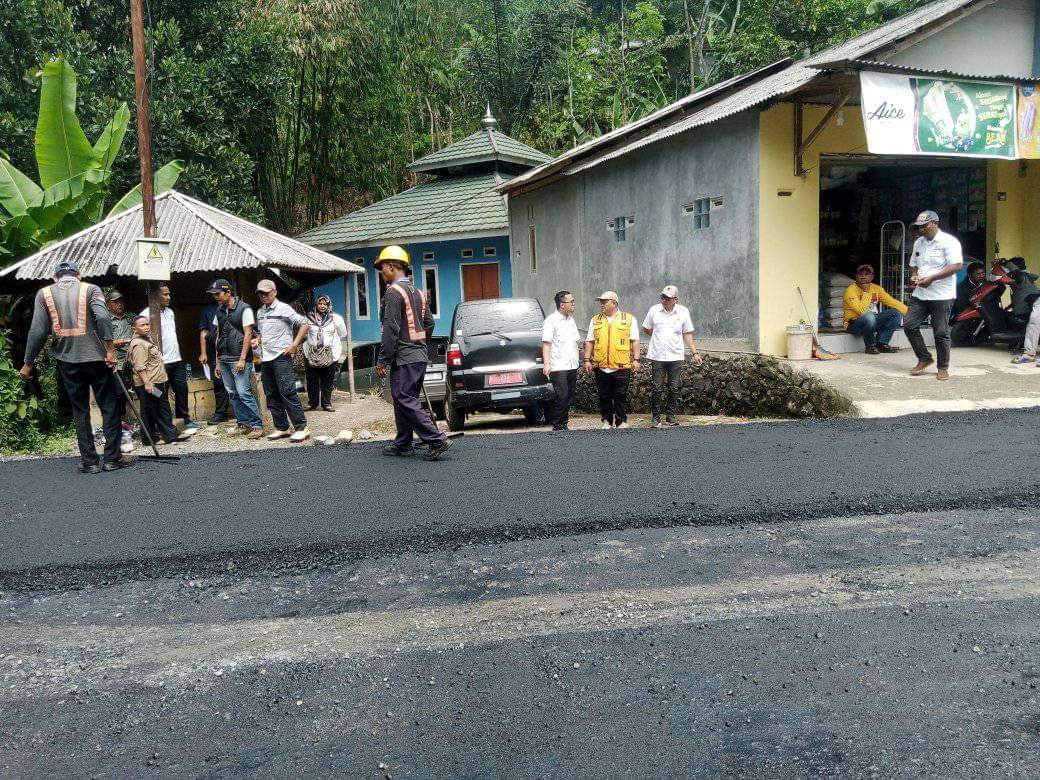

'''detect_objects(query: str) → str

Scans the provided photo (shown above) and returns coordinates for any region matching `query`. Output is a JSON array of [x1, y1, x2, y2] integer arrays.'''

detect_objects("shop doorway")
[[818, 155, 986, 332]]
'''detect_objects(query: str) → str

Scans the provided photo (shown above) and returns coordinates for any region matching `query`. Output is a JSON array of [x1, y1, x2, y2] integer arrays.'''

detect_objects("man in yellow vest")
[[583, 291, 641, 429]]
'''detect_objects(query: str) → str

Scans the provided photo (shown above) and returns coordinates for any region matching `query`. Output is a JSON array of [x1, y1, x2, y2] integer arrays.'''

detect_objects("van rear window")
[[455, 300, 544, 333]]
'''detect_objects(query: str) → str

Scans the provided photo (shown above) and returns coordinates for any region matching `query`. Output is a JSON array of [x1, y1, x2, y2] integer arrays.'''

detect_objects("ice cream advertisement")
[[861, 71, 1018, 159], [1018, 83, 1040, 159]]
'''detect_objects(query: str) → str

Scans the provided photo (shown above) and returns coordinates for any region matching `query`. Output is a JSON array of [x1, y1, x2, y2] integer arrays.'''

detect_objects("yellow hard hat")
[[375, 245, 410, 268]]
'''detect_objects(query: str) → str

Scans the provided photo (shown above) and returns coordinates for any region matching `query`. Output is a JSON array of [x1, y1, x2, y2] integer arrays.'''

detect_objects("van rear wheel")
[[445, 393, 465, 431]]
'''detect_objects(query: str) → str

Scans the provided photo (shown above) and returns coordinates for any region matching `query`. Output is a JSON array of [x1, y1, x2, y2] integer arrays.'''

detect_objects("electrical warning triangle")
[[147, 246, 164, 259]]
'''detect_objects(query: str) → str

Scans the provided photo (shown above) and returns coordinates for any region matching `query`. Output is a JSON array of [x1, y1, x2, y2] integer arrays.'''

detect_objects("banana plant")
[[0, 57, 183, 265]]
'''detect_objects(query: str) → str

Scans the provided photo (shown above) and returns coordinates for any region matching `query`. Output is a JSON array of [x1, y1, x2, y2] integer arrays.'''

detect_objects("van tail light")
[[447, 343, 463, 368]]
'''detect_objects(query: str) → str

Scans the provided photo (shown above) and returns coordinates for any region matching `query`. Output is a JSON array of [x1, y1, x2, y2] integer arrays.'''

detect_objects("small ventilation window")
[[422, 251, 435, 261], [693, 198, 710, 230], [461, 248, 475, 259], [483, 246, 496, 257]]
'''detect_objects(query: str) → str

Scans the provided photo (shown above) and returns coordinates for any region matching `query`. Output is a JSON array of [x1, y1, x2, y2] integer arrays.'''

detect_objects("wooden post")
[[129, 0, 163, 353], [343, 274, 355, 402]]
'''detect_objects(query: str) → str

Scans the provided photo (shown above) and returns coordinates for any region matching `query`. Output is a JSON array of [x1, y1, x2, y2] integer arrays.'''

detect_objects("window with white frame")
[[693, 198, 711, 230], [483, 246, 496, 257], [461, 248, 475, 259], [423, 251, 435, 261], [422, 266, 440, 318], [354, 262, 370, 319]]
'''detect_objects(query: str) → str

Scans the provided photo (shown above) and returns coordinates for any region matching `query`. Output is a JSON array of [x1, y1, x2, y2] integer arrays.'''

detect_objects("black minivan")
[[444, 297, 555, 431]]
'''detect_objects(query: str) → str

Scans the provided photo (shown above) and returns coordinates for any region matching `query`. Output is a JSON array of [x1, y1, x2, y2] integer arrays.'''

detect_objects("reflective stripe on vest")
[[41, 283, 89, 337], [590, 311, 632, 369], [389, 283, 428, 340]]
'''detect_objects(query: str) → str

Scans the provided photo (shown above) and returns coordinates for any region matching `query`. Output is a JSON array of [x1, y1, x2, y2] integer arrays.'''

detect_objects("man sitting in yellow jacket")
[[843, 264, 908, 355]]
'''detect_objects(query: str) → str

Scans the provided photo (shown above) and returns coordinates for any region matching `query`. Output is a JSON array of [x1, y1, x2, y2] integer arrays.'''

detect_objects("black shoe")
[[207, 415, 229, 425], [382, 444, 414, 457], [666, 418, 680, 427], [77, 462, 102, 474], [422, 438, 453, 461], [102, 456, 135, 472]]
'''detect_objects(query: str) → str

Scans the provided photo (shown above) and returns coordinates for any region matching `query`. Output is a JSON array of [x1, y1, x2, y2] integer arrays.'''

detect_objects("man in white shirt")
[[253, 279, 311, 442], [641, 284, 703, 428], [139, 284, 200, 432], [903, 210, 963, 381], [541, 290, 582, 430], [583, 291, 640, 429]]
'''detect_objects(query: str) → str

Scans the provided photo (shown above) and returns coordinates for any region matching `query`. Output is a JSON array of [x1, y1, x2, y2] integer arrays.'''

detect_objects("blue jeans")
[[848, 309, 902, 348], [219, 359, 263, 429]]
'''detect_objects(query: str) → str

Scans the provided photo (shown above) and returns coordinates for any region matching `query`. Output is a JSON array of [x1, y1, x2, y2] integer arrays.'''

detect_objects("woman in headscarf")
[[303, 294, 348, 411]]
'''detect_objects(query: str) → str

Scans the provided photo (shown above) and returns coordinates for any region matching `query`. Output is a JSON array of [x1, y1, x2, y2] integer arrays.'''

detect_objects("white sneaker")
[[617, 421, 629, 429], [267, 430, 291, 440], [601, 421, 612, 430], [289, 427, 311, 443], [180, 426, 200, 438]]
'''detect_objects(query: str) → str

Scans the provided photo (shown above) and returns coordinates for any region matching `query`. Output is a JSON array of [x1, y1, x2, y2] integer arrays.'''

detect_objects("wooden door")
[[461, 262, 501, 301]]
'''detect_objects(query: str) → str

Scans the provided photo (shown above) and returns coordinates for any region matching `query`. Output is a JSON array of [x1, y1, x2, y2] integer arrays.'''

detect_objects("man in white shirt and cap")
[[642, 284, 703, 428], [903, 210, 963, 381], [583, 291, 640, 429]]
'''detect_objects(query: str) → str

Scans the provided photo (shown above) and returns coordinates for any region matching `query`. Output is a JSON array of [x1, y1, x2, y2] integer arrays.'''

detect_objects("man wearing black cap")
[[904, 210, 963, 380], [20, 260, 132, 472], [106, 288, 137, 453], [207, 279, 265, 439], [198, 283, 231, 425]]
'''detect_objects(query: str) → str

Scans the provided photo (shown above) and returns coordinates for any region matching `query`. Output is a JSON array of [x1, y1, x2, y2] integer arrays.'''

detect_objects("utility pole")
[[129, 0, 162, 353]]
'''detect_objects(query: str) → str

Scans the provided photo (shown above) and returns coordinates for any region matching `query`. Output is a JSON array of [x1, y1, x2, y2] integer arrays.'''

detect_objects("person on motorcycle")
[[843, 264, 907, 354], [952, 261, 987, 320], [1008, 258, 1040, 364]]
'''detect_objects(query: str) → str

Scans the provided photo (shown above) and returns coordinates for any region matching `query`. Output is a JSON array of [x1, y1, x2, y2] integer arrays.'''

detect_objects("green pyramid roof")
[[408, 120, 551, 175]]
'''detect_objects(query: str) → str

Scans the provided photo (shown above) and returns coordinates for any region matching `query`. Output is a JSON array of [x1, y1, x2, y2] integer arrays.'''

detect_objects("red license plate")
[[488, 371, 525, 386]]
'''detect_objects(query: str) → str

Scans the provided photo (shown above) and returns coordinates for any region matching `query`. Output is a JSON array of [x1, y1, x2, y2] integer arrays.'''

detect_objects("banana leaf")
[[25, 168, 108, 233], [35, 57, 99, 189], [0, 158, 43, 218], [93, 103, 130, 176], [106, 160, 184, 218]]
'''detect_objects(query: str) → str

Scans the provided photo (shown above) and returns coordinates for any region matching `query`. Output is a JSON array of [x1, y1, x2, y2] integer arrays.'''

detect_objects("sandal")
[[1010, 354, 1035, 364]]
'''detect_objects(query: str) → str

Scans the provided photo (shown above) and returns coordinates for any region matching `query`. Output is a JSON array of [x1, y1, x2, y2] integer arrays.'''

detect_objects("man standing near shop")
[[584, 291, 640, 429], [374, 245, 452, 460], [253, 279, 311, 442], [641, 285, 702, 428], [904, 210, 963, 381], [542, 290, 582, 431], [106, 289, 137, 452], [198, 292, 231, 425], [139, 284, 200, 432], [208, 279, 265, 439], [20, 260, 130, 473]]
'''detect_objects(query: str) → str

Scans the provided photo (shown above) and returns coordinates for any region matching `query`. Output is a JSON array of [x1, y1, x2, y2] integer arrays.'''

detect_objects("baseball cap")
[[596, 290, 619, 302], [207, 278, 233, 294], [660, 285, 679, 299], [54, 259, 79, 277], [255, 279, 277, 294], [104, 289, 124, 301], [911, 210, 940, 226]]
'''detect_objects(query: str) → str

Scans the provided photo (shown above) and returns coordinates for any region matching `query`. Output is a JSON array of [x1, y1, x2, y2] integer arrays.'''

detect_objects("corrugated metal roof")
[[408, 129, 551, 173], [297, 173, 509, 248], [1, 191, 362, 281], [808, 57, 1036, 83], [502, 0, 990, 189]]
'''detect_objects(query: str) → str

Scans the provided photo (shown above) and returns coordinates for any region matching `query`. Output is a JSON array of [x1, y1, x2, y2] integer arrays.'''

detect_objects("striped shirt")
[[256, 299, 308, 362]]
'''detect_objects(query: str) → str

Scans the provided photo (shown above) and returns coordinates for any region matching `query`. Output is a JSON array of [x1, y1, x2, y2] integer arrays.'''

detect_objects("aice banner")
[[860, 71, 1017, 159], [1018, 83, 1040, 159]]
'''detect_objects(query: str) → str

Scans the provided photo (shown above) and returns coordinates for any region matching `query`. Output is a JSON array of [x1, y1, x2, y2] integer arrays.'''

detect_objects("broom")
[[796, 286, 840, 360]]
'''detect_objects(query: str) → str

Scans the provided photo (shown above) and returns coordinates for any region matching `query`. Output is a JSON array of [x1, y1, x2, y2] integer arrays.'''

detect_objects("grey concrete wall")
[[886, 0, 1036, 79], [510, 111, 760, 345]]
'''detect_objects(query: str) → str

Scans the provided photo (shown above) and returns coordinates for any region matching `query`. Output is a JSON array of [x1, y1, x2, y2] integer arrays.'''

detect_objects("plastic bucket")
[[786, 327, 813, 360]]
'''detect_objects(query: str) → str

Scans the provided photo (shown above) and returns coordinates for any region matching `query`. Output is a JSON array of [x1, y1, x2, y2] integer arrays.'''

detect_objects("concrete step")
[[818, 327, 934, 355]]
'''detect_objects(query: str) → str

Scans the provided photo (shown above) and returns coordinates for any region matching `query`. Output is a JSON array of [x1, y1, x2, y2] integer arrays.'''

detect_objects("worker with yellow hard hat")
[[374, 245, 452, 460], [582, 291, 641, 429]]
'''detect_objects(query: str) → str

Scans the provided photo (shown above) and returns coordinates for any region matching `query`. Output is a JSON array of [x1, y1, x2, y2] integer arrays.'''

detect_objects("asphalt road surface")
[[2, 410, 1039, 777]]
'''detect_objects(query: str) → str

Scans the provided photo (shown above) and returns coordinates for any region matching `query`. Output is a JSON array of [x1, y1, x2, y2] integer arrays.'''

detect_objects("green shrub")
[[0, 328, 70, 454]]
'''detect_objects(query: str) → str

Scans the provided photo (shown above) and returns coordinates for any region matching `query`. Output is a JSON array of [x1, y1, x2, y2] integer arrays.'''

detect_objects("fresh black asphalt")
[[2, 408, 1040, 585]]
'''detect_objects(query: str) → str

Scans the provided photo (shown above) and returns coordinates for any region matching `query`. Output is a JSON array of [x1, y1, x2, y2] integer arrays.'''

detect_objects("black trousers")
[[305, 361, 338, 408], [115, 364, 132, 422], [57, 360, 122, 466], [260, 355, 307, 431], [548, 369, 577, 430], [904, 298, 953, 369], [135, 383, 180, 444], [593, 368, 632, 425], [164, 360, 192, 423], [207, 345, 230, 420], [651, 360, 683, 419]]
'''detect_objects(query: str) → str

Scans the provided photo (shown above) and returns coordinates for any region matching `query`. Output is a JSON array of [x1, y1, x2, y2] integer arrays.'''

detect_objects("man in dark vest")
[[207, 279, 265, 439], [374, 245, 452, 460], [20, 260, 132, 472]]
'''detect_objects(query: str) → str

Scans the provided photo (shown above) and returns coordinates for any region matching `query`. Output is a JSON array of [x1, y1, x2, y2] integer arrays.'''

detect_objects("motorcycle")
[[951, 257, 1034, 349]]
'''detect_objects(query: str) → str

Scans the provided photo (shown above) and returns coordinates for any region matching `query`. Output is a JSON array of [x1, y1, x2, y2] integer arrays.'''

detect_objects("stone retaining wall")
[[574, 354, 855, 419]]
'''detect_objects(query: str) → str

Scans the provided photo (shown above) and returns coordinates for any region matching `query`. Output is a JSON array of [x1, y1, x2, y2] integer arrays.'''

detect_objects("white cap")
[[596, 290, 619, 302], [660, 285, 679, 299]]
